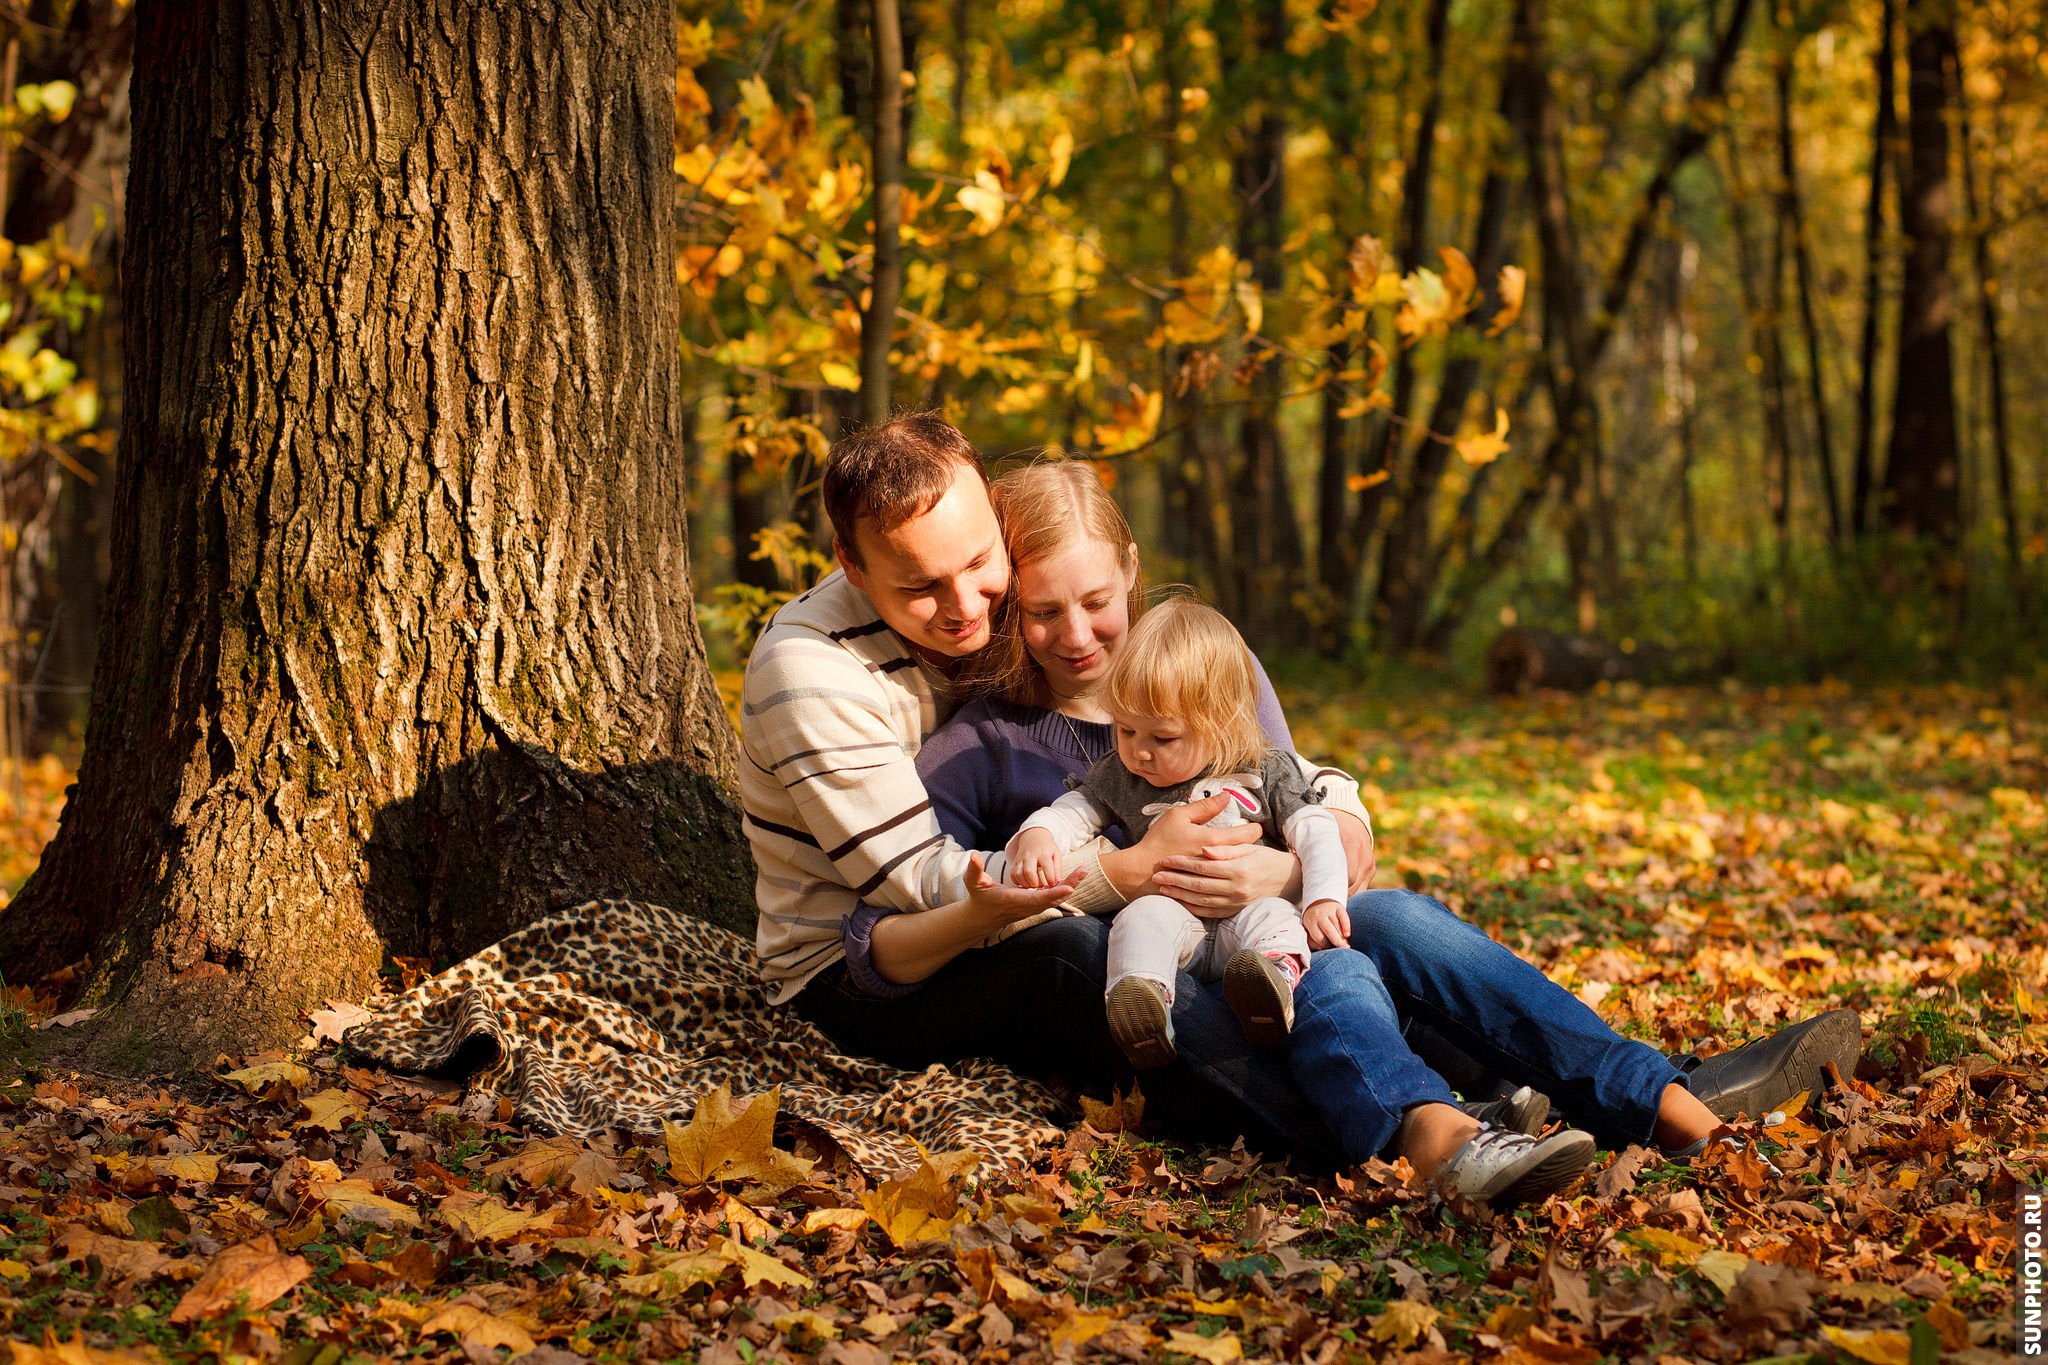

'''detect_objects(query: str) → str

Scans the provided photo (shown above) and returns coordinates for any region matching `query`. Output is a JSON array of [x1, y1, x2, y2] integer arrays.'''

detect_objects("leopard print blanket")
[[342, 900, 1068, 1177]]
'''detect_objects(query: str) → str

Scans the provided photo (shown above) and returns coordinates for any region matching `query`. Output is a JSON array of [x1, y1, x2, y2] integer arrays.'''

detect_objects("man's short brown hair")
[[823, 413, 987, 567]]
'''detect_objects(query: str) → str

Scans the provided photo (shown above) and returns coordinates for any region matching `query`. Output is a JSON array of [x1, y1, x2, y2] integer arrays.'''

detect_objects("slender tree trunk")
[[1372, 6, 1525, 652], [1777, 40, 1843, 548], [1955, 52, 2026, 618], [1851, 0, 1899, 539], [859, 0, 904, 425], [0, 0, 750, 1069], [1880, 0, 1961, 550], [1728, 148, 1795, 583], [1421, 0, 1756, 650], [1227, 0, 1306, 649]]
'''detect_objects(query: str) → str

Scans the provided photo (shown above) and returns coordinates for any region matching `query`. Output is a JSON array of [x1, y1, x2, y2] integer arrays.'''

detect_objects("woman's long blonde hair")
[[959, 460, 1146, 707], [1102, 597, 1268, 777]]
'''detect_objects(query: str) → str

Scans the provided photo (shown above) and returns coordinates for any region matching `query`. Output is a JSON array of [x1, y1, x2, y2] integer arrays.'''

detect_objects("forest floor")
[[0, 681, 2041, 1363]]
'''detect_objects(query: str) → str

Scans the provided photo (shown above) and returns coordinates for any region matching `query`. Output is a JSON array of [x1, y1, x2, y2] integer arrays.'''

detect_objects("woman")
[[863, 461, 1736, 1202]]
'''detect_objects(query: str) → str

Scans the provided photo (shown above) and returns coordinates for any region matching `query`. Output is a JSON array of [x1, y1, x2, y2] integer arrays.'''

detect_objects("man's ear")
[[835, 538, 865, 591]]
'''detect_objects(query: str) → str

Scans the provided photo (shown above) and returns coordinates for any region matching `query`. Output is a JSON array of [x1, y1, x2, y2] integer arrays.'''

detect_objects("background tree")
[[0, 0, 751, 1068]]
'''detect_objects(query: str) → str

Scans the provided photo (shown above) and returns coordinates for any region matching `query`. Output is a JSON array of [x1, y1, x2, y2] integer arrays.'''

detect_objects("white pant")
[[1104, 894, 1311, 1000]]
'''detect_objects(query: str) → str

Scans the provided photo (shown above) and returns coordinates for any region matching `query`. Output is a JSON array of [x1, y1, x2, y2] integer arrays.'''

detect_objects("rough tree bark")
[[1850, 0, 1899, 539], [1880, 0, 1961, 549], [0, 0, 752, 1070], [859, 0, 903, 425]]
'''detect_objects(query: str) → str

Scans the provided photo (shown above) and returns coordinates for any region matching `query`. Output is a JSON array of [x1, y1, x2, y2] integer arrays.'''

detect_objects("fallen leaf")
[[1079, 1084, 1145, 1134], [169, 1236, 312, 1323], [1821, 1326, 1912, 1365], [308, 1178, 422, 1231], [308, 1000, 376, 1044], [1165, 1329, 1241, 1363], [437, 1191, 554, 1244], [50, 1226, 172, 1283], [799, 1207, 870, 1236], [860, 1146, 980, 1248], [483, 1135, 620, 1194], [8, 1331, 159, 1363], [1049, 1311, 1118, 1349], [1695, 1248, 1752, 1294], [709, 1233, 810, 1290], [664, 1084, 814, 1197], [297, 1088, 366, 1131], [220, 1060, 312, 1098], [418, 1303, 536, 1355], [1368, 1299, 1440, 1348]]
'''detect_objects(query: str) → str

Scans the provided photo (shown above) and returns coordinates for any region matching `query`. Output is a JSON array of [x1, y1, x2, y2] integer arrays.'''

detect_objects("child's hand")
[[1007, 829, 1065, 889], [1302, 898, 1351, 950]]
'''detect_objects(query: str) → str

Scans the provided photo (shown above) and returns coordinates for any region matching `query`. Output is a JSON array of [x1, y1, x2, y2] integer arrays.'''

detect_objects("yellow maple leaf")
[[1079, 1084, 1145, 1133], [308, 1179, 422, 1232], [1822, 1326, 1912, 1365], [663, 1084, 814, 1197], [144, 1152, 221, 1183], [1161, 298, 1227, 346], [1368, 1300, 1439, 1348], [860, 1146, 980, 1248], [437, 1192, 554, 1245], [1455, 407, 1511, 466], [1486, 265, 1527, 336], [820, 360, 861, 391], [798, 1206, 870, 1235], [220, 1060, 312, 1098], [483, 1135, 620, 1195], [709, 1233, 811, 1290], [297, 1088, 365, 1131], [1625, 1226, 1706, 1267], [1050, 1311, 1118, 1349], [1694, 1248, 1751, 1293], [955, 169, 1008, 234], [1166, 1328, 1242, 1363], [418, 1303, 536, 1356]]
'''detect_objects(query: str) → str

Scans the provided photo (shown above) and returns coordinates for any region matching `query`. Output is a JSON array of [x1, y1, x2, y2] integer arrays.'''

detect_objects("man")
[[740, 414, 1858, 1158]]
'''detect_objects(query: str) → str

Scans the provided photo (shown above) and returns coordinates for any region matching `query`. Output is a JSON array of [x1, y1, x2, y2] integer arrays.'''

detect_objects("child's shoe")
[[1222, 950, 1295, 1048], [1457, 1084, 1552, 1135], [1106, 976, 1176, 1068]]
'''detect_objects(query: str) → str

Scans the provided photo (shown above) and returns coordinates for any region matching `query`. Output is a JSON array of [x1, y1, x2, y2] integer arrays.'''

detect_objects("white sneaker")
[[1431, 1124, 1597, 1206]]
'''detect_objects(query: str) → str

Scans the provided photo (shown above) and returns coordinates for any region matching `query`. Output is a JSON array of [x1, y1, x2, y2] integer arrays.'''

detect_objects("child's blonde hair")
[[1103, 597, 1267, 776], [959, 459, 1145, 705]]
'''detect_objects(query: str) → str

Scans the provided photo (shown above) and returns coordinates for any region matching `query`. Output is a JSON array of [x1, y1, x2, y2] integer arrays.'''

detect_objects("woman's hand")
[[1336, 812, 1377, 895], [1302, 897, 1351, 949], [1152, 843, 1298, 917], [1006, 830, 1065, 889]]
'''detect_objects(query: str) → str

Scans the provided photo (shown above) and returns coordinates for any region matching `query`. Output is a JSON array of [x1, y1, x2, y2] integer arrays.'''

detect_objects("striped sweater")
[[741, 570, 1126, 1004]]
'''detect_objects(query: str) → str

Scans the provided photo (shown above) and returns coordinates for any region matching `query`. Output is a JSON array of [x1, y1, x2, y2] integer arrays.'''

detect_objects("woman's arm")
[[869, 859, 1081, 984]]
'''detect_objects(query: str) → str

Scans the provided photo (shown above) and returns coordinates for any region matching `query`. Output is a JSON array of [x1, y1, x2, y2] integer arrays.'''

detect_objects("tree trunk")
[[1880, 0, 1961, 549], [859, 0, 904, 425], [1955, 50, 2026, 618], [1851, 0, 1898, 540], [1775, 43, 1843, 548], [0, 0, 751, 1071]]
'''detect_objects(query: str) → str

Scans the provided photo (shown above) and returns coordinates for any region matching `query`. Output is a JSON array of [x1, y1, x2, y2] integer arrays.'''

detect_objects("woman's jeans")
[[793, 890, 1683, 1167]]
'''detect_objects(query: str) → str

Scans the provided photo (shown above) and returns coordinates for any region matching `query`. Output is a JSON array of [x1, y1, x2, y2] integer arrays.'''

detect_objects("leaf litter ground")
[[0, 682, 2041, 1363]]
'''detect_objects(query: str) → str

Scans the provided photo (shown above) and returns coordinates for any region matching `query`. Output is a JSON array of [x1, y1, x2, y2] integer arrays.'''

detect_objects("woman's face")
[[1011, 536, 1137, 701]]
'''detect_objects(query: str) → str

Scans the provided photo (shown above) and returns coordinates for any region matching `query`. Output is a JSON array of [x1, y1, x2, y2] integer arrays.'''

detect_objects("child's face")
[[1113, 711, 1211, 788]]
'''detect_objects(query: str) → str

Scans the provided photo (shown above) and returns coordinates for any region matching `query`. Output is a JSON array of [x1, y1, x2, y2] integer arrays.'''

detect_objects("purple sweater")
[[837, 664, 1296, 995]]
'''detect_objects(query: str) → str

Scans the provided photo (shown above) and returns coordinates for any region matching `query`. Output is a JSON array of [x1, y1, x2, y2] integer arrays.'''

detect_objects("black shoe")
[[1458, 1084, 1551, 1135], [1678, 1009, 1861, 1120]]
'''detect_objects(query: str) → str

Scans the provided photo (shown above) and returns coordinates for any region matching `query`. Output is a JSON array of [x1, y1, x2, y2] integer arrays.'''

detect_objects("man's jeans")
[[1293, 889, 1684, 1160], [793, 889, 1682, 1166]]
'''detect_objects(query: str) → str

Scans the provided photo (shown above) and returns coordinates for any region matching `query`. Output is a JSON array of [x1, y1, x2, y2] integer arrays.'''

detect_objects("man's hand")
[[1302, 897, 1351, 949], [964, 854, 1080, 932], [1336, 811, 1376, 896], [1006, 829, 1065, 888]]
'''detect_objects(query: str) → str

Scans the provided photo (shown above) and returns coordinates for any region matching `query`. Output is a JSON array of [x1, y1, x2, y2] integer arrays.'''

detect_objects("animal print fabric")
[[343, 900, 1068, 1176]]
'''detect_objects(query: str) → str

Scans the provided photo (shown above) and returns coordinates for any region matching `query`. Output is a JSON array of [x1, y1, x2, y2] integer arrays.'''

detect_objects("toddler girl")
[[1007, 599, 1351, 1067]]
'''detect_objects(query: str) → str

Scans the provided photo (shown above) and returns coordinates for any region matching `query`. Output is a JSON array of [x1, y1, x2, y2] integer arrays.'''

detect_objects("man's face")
[[839, 463, 1009, 664]]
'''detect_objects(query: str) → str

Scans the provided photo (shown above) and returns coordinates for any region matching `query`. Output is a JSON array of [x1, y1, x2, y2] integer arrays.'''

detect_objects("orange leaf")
[[169, 1236, 312, 1323]]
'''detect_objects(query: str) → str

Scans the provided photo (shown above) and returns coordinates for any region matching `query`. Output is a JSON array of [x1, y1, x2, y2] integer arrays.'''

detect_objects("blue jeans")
[[1292, 889, 1685, 1160]]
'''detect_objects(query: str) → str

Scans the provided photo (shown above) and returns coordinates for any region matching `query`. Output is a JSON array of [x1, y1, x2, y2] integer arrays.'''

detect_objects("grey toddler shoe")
[[1106, 976, 1177, 1069], [1222, 950, 1295, 1048], [1431, 1124, 1597, 1207], [1457, 1084, 1552, 1135]]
